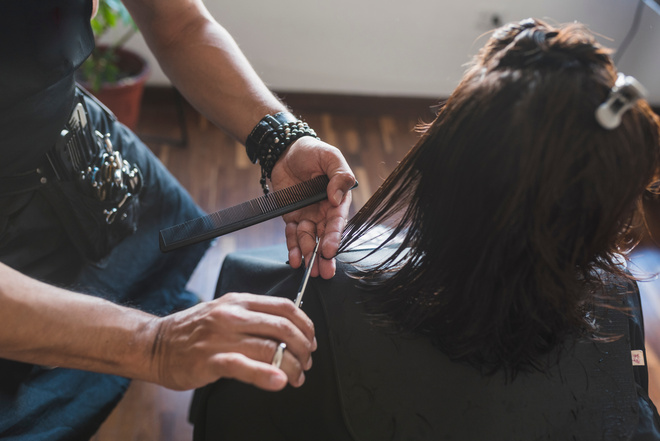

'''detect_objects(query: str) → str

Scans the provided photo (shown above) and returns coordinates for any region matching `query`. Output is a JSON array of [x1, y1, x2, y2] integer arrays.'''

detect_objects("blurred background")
[[116, 0, 660, 104]]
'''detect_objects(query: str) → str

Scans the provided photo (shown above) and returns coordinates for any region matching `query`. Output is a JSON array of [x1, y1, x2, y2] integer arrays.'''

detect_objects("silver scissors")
[[272, 237, 320, 368]]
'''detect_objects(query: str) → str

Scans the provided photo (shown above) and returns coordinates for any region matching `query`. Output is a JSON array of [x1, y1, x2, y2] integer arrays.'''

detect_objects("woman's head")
[[340, 18, 660, 372]]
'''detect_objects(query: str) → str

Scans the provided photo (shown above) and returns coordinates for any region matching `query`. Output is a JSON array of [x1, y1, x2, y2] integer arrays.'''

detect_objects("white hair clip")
[[595, 73, 648, 130]]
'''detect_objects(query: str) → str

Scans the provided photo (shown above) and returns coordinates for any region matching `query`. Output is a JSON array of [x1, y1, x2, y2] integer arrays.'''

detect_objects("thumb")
[[321, 150, 355, 206]]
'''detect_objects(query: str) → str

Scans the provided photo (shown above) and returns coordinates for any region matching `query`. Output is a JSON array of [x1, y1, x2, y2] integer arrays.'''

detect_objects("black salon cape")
[[190, 245, 660, 440]]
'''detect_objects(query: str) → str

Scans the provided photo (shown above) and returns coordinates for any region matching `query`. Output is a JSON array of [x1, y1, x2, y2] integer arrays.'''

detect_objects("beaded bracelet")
[[246, 112, 319, 194]]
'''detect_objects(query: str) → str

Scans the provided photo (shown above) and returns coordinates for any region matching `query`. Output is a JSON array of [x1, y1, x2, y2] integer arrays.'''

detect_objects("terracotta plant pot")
[[79, 47, 150, 131]]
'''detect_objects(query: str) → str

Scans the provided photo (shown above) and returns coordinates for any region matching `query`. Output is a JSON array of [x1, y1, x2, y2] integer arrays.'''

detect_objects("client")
[[190, 18, 660, 440]]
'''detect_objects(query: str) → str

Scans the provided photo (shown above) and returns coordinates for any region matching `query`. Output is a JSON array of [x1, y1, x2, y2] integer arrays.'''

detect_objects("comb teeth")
[[159, 175, 330, 252]]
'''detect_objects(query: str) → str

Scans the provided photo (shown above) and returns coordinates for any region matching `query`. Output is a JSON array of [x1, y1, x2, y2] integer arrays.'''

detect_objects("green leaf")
[[80, 0, 140, 90]]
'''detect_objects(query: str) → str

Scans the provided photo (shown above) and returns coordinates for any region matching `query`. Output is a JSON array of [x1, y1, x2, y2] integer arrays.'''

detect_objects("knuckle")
[[331, 169, 355, 184], [259, 339, 278, 361], [279, 299, 297, 314], [276, 318, 296, 338], [326, 213, 345, 225], [287, 362, 306, 387], [221, 292, 242, 303], [216, 352, 241, 373], [306, 320, 315, 336], [209, 305, 245, 328], [339, 170, 355, 181], [209, 304, 234, 320]]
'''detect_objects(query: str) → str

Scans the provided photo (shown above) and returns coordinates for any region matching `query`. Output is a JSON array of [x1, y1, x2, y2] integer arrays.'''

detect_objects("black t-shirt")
[[0, 0, 94, 174], [192, 246, 660, 441]]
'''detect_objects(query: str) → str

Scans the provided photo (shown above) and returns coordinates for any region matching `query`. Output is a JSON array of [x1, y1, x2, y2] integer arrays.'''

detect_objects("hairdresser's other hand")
[[148, 293, 316, 391], [271, 136, 355, 279]]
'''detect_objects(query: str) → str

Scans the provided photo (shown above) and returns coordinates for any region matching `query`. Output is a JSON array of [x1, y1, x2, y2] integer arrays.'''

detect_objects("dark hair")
[[339, 18, 660, 373]]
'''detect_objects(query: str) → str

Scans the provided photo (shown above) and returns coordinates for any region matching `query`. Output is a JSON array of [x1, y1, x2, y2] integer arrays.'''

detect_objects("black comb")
[[160, 175, 332, 252]]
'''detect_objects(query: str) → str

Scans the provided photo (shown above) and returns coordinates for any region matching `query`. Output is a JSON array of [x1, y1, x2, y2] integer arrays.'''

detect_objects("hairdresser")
[[0, 0, 354, 438]]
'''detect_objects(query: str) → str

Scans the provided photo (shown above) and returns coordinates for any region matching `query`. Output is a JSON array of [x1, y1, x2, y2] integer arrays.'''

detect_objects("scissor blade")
[[294, 238, 319, 307]]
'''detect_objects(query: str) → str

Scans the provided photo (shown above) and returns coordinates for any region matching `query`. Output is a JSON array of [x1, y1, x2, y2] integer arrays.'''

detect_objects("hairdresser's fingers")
[[272, 137, 355, 202], [271, 137, 355, 279], [318, 249, 336, 280], [210, 353, 289, 391], [286, 202, 348, 279], [152, 293, 316, 390], [283, 206, 324, 273], [278, 346, 308, 388], [318, 191, 351, 279], [325, 165, 356, 208], [205, 337, 307, 388], [296, 219, 319, 275], [215, 335, 310, 371], [238, 295, 316, 351], [285, 222, 303, 269]]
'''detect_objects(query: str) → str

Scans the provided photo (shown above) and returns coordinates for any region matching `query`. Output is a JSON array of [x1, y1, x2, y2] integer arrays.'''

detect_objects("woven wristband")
[[246, 112, 319, 194]]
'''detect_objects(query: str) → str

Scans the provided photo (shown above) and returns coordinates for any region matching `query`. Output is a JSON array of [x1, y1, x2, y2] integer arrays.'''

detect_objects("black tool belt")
[[0, 88, 143, 264]]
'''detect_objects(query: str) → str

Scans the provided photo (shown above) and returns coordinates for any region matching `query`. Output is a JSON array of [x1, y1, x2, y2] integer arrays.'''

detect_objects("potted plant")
[[77, 0, 150, 130]]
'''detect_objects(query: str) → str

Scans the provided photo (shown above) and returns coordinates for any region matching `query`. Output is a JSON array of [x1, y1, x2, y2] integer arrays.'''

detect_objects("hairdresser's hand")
[[271, 137, 355, 279], [148, 293, 316, 391]]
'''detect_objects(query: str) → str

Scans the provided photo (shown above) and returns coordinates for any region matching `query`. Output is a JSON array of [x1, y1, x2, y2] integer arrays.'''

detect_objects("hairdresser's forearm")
[[0, 263, 158, 381], [124, 0, 287, 143]]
